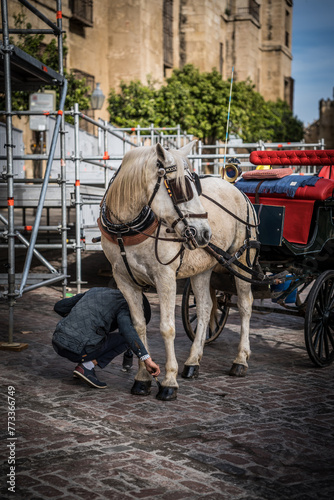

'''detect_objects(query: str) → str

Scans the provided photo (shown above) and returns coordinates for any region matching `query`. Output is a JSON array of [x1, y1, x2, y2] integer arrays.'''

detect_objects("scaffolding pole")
[[19, 79, 68, 296], [74, 103, 83, 292], [1, 0, 15, 344], [0, 0, 68, 350]]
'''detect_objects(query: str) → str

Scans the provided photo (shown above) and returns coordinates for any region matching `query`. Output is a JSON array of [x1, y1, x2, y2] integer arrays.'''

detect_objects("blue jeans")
[[53, 332, 129, 369], [85, 333, 129, 368]]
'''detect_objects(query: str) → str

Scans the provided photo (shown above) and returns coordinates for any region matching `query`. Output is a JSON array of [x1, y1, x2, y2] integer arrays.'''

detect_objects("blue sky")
[[292, 0, 334, 125]]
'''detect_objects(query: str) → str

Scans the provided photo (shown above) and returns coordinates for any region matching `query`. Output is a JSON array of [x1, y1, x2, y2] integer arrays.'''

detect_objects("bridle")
[[148, 159, 208, 248]]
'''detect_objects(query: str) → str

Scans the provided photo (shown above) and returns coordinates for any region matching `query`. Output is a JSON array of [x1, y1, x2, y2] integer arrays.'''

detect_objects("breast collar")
[[98, 168, 159, 246]]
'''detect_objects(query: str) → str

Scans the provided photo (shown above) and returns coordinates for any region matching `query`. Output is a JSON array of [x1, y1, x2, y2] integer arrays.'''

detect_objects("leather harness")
[[98, 160, 207, 288], [98, 164, 287, 288]]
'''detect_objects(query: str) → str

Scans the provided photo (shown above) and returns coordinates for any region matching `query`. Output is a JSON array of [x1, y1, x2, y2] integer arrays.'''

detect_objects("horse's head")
[[149, 142, 212, 249]]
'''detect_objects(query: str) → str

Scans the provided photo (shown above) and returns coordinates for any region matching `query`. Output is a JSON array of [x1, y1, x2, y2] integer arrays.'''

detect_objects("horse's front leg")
[[229, 276, 253, 377], [182, 271, 213, 379], [114, 281, 152, 396], [155, 277, 179, 401], [130, 303, 153, 396]]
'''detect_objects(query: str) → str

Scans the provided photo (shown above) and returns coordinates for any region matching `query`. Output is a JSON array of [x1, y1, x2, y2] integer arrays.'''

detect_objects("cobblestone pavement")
[[0, 253, 333, 499]]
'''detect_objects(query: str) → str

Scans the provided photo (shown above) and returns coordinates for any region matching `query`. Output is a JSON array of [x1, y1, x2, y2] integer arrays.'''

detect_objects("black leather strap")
[[116, 233, 149, 290], [205, 243, 287, 285]]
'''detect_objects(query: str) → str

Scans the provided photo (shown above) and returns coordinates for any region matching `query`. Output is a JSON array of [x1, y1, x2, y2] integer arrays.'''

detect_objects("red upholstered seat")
[[250, 149, 334, 167], [294, 178, 334, 200], [318, 166, 334, 179]]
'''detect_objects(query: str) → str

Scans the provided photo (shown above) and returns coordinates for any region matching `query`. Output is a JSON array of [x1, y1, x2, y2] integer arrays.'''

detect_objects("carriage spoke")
[[328, 293, 334, 310], [311, 317, 322, 336], [324, 327, 330, 359], [208, 314, 220, 338], [323, 280, 334, 310], [315, 300, 323, 316], [327, 279, 334, 301], [311, 321, 322, 351], [317, 325, 324, 359], [326, 326, 334, 349], [319, 285, 326, 311]]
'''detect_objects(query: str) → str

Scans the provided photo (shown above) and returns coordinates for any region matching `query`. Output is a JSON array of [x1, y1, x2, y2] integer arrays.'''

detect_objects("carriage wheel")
[[181, 278, 230, 344], [304, 270, 334, 367]]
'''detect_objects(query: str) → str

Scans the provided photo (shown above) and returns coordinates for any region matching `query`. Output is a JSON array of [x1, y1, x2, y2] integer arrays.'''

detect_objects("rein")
[[201, 193, 259, 228], [202, 188, 287, 285], [204, 243, 287, 285]]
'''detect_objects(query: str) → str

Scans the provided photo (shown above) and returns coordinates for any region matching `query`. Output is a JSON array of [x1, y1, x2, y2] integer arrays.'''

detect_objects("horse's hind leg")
[[230, 277, 253, 377], [182, 271, 213, 379]]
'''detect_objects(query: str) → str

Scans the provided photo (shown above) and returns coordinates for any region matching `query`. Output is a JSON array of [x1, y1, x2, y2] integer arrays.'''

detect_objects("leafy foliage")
[[0, 12, 91, 121], [107, 64, 304, 144]]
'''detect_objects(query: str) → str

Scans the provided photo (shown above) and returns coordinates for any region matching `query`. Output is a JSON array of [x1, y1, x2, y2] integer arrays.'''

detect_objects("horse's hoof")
[[181, 365, 199, 379], [131, 380, 151, 396], [156, 386, 178, 401], [229, 363, 248, 377]]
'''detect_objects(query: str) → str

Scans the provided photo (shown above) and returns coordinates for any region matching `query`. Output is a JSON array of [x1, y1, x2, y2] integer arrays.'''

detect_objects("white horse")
[[100, 142, 257, 400]]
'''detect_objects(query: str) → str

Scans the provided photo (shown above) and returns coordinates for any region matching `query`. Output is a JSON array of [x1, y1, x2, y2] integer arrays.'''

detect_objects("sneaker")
[[73, 364, 107, 389]]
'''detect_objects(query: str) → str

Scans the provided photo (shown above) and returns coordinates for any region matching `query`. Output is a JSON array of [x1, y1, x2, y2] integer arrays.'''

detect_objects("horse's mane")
[[106, 145, 189, 217]]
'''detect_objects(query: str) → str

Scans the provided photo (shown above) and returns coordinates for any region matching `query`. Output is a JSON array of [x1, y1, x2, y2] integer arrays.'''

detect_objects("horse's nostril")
[[203, 230, 212, 243]]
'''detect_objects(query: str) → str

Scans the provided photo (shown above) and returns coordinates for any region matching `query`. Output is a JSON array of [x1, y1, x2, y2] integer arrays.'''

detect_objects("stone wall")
[[4, 0, 293, 135], [305, 97, 334, 149]]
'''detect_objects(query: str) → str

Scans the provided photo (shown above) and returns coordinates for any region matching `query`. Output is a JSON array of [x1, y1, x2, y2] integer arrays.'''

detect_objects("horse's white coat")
[[101, 143, 256, 390]]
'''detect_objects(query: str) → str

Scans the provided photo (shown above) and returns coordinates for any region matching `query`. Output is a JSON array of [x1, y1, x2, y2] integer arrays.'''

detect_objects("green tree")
[[267, 99, 304, 142], [0, 12, 91, 122], [107, 64, 304, 144], [107, 80, 157, 129]]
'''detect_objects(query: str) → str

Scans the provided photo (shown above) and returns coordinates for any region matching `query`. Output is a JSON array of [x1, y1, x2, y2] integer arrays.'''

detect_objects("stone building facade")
[[6, 0, 294, 127], [304, 94, 334, 149]]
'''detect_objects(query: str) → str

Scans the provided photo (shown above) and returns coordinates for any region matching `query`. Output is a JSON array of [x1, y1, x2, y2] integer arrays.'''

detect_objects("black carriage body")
[[209, 198, 334, 303], [182, 159, 334, 367], [257, 199, 334, 275]]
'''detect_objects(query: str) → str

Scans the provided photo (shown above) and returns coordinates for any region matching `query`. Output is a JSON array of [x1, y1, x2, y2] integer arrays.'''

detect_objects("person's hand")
[[144, 357, 160, 377]]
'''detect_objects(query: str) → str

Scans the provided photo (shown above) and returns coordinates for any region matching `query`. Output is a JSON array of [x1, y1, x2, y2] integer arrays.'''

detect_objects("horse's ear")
[[156, 143, 168, 163], [179, 140, 197, 157]]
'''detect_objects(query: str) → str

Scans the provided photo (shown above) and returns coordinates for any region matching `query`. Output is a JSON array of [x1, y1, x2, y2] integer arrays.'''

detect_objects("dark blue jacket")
[[52, 288, 149, 358]]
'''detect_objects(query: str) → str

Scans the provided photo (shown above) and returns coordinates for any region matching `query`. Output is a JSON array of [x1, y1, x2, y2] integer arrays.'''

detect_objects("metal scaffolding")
[[0, 0, 326, 351], [0, 0, 67, 349]]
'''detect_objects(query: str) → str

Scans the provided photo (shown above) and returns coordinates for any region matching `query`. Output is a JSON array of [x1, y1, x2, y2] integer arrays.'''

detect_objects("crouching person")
[[52, 287, 160, 389]]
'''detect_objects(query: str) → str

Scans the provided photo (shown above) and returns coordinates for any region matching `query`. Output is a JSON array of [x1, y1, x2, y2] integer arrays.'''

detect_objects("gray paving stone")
[[1, 253, 334, 500]]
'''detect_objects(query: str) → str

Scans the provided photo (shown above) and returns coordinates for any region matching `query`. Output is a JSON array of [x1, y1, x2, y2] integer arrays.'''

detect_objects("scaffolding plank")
[[0, 184, 72, 208], [0, 45, 64, 91], [0, 273, 63, 285]]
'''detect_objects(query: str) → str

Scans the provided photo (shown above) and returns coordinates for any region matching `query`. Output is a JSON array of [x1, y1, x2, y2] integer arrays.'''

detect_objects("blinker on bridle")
[[155, 160, 202, 204], [147, 158, 207, 249]]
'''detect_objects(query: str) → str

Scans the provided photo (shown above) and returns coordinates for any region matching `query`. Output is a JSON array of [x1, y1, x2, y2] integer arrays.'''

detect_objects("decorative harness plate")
[[98, 204, 159, 246]]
